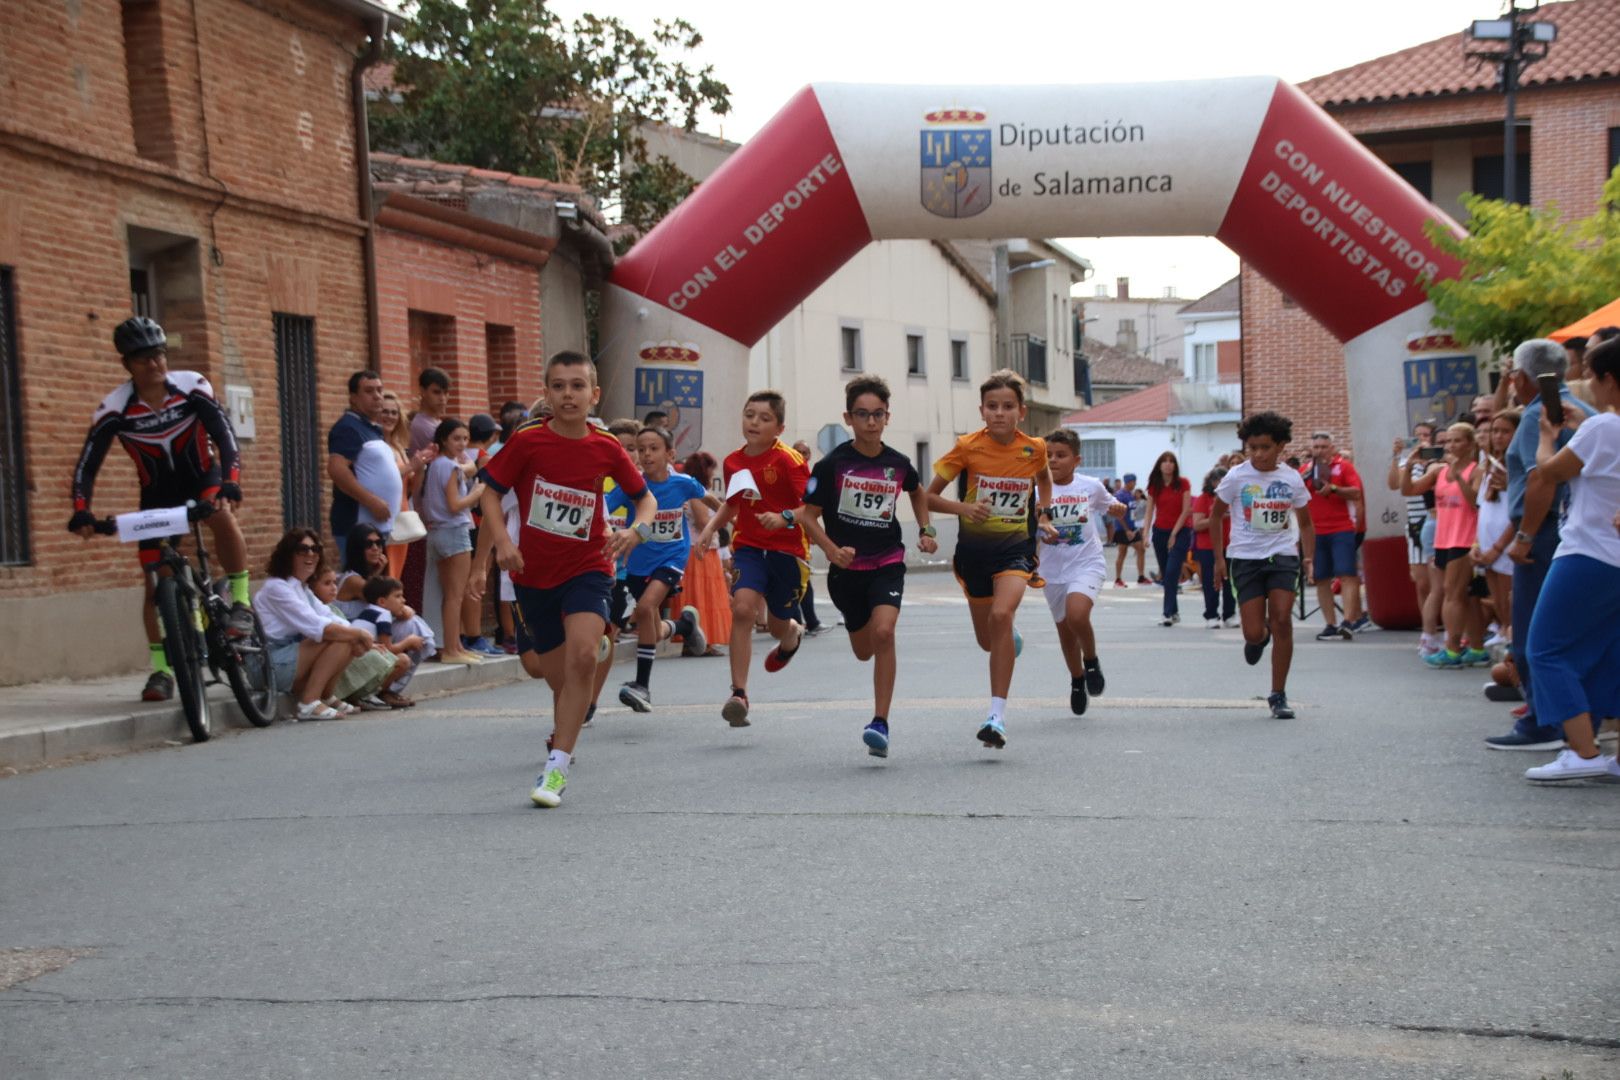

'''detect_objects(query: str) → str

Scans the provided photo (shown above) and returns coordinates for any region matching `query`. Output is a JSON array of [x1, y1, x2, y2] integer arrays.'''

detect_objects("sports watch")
[[632, 521, 654, 543], [918, 524, 937, 538], [781, 509, 796, 526]]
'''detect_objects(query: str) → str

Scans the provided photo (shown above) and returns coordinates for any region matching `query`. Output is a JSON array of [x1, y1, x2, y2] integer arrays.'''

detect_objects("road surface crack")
[[1391, 1022, 1620, 1049]]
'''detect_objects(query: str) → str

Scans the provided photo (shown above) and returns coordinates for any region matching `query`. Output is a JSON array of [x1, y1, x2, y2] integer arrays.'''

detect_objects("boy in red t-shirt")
[[479, 352, 656, 808], [692, 390, 810, 727]]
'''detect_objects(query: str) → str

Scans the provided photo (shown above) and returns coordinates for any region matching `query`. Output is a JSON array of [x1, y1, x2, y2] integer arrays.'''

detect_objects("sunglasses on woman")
[[295, 543, 320, 554]]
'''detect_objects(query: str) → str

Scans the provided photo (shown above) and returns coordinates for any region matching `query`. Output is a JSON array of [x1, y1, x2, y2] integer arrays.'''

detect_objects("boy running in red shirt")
[[927, 369, 1054, 749], [692, 391, 811, 727], [480, 353, 656, 807]]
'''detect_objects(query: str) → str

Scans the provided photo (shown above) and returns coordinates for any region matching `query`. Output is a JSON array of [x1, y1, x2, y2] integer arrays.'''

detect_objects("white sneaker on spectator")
[[1206, 618, 1221, 629], [1525, 750, 1620, 782]]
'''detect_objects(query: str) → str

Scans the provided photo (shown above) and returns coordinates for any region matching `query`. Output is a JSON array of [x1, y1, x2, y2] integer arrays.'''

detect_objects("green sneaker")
[[530, 768, 567, 808], [1460, 648, 1491, 667]]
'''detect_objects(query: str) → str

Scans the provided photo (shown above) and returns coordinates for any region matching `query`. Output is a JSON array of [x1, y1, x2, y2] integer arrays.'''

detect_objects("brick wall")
[[375, 227, 543, 423], [1241, 81, 1620, 455], [0, 0, 372, 672]]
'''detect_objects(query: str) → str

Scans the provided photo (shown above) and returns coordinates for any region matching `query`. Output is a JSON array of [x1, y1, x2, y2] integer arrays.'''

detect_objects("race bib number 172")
[[528, 479, 596, 540], [976, 476, 1032, 522]]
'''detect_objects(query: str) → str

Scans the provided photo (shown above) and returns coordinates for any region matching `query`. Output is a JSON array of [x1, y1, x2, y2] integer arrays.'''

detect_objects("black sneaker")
[[1484, 683, 1524, 703], [1070, 678, 1088, 716], [1083, 659, 1105, 697], [224, 602, 256, 640], [1267, 692, 1295, 719], [1244, 634, 1270, 666], [617, 682, 652, 713], [141, 671, 174, 702], [1484, 729, 1566, 752], [1315, 625, 1341, 641]]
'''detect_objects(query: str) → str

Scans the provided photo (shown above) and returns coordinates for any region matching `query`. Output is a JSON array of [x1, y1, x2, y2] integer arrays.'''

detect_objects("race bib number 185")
[[528, 479, 596, 540], [1251, 498, 1291, 533]]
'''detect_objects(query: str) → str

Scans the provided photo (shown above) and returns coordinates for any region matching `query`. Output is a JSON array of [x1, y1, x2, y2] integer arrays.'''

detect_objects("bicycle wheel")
[[156, 577, 211, 742], [223, 609, 277, 727]]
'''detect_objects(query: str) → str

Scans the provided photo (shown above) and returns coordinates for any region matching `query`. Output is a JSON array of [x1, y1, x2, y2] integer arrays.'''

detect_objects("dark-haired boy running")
[[798, 376, 937, 757], [1211, 411, 1315, 719]]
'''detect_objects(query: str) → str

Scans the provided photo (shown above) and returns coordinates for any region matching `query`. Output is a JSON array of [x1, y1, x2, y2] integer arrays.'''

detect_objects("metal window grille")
[[274, 313, 321, 531], [0, 268, 28, 564], [1080, 439, 1116, 473], [951, 338, 968, 380]]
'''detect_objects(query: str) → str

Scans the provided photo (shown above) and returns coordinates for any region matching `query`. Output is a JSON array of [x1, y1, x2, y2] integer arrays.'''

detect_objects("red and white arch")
[[602, 78, 1465, 627]]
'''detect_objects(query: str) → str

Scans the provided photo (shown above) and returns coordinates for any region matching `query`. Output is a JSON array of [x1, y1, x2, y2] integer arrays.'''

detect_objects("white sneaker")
[[1206, 618, 1221, 629], [1525, 750, 1620, 783], [1221, 618, 1239, 629]]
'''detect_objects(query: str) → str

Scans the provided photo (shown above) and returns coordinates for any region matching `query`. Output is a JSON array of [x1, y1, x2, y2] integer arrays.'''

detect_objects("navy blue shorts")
[[1313, 530, 1359, 580], [732, 546, 808, 622], [512, 574, 614, 656], [627, 565, 684, 602]]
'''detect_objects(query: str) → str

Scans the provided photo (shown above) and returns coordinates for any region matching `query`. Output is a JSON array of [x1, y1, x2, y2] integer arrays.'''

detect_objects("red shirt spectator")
[[1190, 491, 1230, 551], [1301, 451, 1362, 534]]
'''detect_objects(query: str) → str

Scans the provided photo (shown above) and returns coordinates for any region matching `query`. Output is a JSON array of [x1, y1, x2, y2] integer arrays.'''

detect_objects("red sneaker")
[[1114, 579, 1127, 589]]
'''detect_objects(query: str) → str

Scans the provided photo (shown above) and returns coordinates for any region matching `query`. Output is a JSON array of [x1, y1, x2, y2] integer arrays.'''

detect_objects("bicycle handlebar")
[[92, 500, 216, 536]]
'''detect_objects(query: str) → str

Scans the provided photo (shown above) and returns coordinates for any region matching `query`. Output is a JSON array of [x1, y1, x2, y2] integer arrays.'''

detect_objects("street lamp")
[[1466, 2, 1557, 205]]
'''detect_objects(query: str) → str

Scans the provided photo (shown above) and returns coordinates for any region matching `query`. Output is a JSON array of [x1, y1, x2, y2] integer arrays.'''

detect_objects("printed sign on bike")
[[115, 506, 189, 544]]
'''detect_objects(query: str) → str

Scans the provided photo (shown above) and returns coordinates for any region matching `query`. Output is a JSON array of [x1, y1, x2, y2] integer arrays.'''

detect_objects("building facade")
[[0, 0, 392, 684], [1081, 277, 1189, 369], [1241, 0, 1620, 453]]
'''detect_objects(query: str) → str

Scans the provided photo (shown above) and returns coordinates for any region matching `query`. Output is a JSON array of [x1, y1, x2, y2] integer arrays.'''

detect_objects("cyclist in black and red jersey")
[[67, 317, 255, 701]]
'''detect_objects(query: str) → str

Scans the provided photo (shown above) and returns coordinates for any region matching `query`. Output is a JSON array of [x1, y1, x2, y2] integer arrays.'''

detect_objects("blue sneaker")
[[862, 719, 889, 758], [976, 718, 1006, 749], [1012, 628, 1024, 658], [1460, 648, 1491, 667], [1424, 649, 1463, 669], [464, 635, 505, 657]]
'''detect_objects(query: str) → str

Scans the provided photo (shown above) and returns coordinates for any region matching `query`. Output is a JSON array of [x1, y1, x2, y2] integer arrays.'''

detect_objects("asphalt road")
[[2, 573, 1617, 1079]]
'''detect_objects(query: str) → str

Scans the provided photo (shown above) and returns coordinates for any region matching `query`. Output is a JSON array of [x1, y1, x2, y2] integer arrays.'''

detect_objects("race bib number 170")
[[528, 479, 596, 540]]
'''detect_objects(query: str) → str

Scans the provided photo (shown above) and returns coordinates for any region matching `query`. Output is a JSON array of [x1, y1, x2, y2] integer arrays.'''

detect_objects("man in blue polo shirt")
[[1486, 339, 1593, 751], [328, 370, 402, 540]]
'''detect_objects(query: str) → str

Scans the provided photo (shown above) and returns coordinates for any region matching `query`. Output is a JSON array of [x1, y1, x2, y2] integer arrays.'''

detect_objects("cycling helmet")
[[113, 316, 166, 358]]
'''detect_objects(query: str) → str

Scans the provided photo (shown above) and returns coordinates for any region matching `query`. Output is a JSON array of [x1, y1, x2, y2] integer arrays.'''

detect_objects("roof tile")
[[1301, 0, 1620, 107], [1064, 382, 1173, 426]]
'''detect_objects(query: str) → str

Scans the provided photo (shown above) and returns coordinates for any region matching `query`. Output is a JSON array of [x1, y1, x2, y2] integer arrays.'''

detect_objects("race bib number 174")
[[528, 479, 596, 540]]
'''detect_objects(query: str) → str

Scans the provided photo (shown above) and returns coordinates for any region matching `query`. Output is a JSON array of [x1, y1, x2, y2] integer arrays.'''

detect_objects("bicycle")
[[94, 501, 277, 740]]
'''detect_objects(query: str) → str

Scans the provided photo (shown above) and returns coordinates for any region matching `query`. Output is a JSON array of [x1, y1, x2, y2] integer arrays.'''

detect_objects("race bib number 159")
[[528, 479, 596, 540]]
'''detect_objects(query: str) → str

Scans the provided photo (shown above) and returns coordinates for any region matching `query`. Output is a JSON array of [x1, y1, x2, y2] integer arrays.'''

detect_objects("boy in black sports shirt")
[[798, 376, 938, 757]]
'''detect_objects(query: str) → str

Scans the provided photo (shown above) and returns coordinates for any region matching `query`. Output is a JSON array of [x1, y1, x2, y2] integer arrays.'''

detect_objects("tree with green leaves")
[[1424, 166, 1620, 358], [370, 0, 730, 248]]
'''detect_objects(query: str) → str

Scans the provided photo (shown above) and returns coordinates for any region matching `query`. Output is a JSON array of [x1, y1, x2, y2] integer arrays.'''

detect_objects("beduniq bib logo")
[[920, 109, 991, 219]]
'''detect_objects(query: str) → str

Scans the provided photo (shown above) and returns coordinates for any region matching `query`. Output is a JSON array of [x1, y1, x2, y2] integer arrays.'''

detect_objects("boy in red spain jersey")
[[479, 353, 656, 808], [927, 369, 1055, 750], [691, 390, 811, 728]]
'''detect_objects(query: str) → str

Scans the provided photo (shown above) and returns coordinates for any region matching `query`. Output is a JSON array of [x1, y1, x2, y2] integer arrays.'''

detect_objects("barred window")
[[273, 314, 321, 531], [0, 267, 28, 564]]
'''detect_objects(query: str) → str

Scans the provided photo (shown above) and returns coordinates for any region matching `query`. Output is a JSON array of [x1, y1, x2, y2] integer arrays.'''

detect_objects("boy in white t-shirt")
[[1211, 411, 1316, 719], [1038, 429, 1128, 716]]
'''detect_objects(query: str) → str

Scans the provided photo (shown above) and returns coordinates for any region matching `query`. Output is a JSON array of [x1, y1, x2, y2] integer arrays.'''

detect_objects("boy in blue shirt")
[[609, 425, 723, 712]]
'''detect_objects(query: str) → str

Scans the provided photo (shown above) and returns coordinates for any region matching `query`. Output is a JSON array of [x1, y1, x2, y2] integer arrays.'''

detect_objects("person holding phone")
[[1485, 339, 1594, 751], [1300, 431, 1366, 639], [1388, 421, 1443, 656]]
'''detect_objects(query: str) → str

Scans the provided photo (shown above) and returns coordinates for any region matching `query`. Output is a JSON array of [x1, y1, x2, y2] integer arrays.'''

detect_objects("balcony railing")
[[1010, 333, 1047, 387], [1169, 379, 1242, 415]]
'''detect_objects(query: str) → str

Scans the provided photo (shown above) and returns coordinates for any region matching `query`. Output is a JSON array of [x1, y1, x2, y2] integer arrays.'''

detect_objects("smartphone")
[[1417, 446, 1446, 462], [1538, 373, 1564, 425]]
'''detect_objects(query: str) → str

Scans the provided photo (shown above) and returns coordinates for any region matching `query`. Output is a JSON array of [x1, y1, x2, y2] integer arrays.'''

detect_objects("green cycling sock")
[[149, 642, 173, 676], [227, 570, 251, 606]]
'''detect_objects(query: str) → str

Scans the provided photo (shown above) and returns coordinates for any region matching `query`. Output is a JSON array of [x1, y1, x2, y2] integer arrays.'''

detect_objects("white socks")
[[546, 749, 571, 775], [989, 696, 1007, 724]]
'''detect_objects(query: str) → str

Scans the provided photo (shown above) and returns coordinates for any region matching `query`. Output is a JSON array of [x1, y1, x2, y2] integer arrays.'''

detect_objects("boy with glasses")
[[798, 376, 937, 757]]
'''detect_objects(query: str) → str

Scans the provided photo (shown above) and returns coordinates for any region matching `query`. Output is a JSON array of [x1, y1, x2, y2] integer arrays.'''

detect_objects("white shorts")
[[500, 569, 515, 603], [1043, 566, 1106, 622]]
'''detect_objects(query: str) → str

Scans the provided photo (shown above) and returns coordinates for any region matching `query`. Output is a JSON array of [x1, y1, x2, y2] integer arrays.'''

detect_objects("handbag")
[[389, 509, 427, 545]]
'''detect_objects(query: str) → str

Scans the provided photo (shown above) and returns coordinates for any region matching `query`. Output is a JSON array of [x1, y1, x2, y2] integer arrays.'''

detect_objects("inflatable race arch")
[[599, 77, 1467, 628]]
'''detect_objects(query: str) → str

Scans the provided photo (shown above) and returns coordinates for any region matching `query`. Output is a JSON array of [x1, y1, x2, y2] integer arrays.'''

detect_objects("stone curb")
[[0, 654, 536, 773]]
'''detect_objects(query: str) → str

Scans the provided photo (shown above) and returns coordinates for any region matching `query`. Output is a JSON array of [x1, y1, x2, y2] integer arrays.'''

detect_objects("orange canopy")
[[1550, 296, 1620, 342]]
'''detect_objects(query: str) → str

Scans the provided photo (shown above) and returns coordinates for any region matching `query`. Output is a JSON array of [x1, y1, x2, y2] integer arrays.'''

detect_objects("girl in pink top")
[[1403, 422, 1487, 666]]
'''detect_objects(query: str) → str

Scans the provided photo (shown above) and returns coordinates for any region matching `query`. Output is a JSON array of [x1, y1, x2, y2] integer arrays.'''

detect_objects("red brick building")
[[368, 153, 614, 420], [0, 0, 393, 683], [1241, 0, 1620, 452]]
